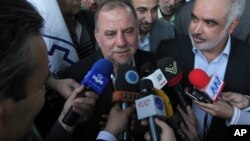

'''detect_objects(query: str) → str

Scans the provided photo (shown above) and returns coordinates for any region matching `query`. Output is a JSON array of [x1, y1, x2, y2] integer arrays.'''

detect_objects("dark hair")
[[0, 0, 43, 101], [94, 0, 138, 31]]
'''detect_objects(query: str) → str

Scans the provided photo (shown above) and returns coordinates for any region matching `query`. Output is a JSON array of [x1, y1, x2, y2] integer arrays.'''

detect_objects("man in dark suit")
[[60, 0, 158, 140], [157, 0, 250, 141]]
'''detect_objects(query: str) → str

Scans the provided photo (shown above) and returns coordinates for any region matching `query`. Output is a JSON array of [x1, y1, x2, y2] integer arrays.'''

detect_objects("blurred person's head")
[[0, 0, 48, 141], [159, 0, 182, 19], [131, 0, 159, 35], [81, 0, 100, 12], [189, 0, 245, 52], [94, 0, 138, 70], [57, 0, 81, 17]]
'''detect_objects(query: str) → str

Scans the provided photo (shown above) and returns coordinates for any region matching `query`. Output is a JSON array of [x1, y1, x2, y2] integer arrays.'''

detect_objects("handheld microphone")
[[114, 64, 140, 141], [140, 62, 168, 89], [188, 68, 225, 102], [140, 62, 155, 76], [136, 79, 166, 141], [62, 58, 113, 126], [157, 57, 189, 111]]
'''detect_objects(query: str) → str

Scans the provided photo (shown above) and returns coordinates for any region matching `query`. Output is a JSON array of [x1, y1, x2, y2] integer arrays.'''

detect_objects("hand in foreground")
[[177, 105, 200, 141], [194, 100, 233, 119], [221, 92, 250, 109], [141, 118, 177, 141], [58, 85, 99, 132], [104, 104, 135, 138], [46, 77, 80, 99]]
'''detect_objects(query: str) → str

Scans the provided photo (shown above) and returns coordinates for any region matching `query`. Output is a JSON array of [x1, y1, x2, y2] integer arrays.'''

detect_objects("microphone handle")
[[148, 116, 160, 141], [173, 83, 188, 111], [62, 86, 91, 126], [120, 102, 132, 141]]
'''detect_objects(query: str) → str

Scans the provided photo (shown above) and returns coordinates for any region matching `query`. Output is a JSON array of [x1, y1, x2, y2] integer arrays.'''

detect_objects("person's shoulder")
[[177, 0, 195, 12], [59, 51, 103, 81], [158, 36, 191, 48], [156, 37, 192, 58], [79, 9, 95, 18], [155, 19, 173, 27], [136, 49, 157, 57]]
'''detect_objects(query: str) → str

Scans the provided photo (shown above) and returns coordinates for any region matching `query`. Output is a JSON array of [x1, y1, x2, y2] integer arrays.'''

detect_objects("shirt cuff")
[[226, 106, 240, 126], [96, 131, 117, 141]]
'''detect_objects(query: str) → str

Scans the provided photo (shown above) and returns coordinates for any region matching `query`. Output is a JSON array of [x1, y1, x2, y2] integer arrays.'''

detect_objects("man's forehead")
[[193, 0, 227, 19]]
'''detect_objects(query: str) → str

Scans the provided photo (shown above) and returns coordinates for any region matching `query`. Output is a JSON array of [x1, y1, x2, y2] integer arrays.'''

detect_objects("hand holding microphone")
[[62, 58, 113, 126], [59, 85, 99, 132], [112, 64, 140, 141], [188, 69, 234, 119], [141, 118, 177, 141], [103, 104, 135, 139]]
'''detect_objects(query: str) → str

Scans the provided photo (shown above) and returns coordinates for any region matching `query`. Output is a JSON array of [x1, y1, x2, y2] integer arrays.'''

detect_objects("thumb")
[[68, 85, 84, 101], [155, 118, 169, 130]]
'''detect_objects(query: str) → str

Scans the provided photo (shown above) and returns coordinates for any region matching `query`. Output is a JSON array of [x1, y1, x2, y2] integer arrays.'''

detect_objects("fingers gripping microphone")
[[136, 79, 166, 141], [188, 68, 225, 102], [157, 57, 189, 110], [62, 58, 113, 126], [114, 64, 140, 141]]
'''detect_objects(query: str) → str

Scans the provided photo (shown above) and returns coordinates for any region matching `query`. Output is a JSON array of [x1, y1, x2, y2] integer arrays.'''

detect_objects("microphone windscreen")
[[188, 69, 210, 89], [139, 79, 154, 92], [115, 64, 139, 92], [157, 57, 182, 87], [92, 58, 113, 77]]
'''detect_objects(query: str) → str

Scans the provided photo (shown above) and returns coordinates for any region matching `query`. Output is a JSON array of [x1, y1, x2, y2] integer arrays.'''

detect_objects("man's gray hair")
[[226, 0, 245, 24]]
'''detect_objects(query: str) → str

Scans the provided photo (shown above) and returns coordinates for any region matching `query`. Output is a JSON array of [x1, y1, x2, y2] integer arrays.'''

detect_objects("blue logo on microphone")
[[125, 70, 139, 84], [155, 97, 163, 111]]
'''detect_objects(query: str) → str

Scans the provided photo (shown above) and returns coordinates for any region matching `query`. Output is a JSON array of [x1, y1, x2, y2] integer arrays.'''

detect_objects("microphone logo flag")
[[164, 61, 178, 74], [125, 70, 139, 85], [136, 95, 166, 119], [155, 97, 164, 111], [82, 68, 109, 94]]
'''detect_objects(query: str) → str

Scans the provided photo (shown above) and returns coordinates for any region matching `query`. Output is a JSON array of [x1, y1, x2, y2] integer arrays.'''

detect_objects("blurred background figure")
[[57, 0, 96, 60], [81, 0, 100, 12], [158, 0, 185, 25], [131, 0, 174, 52]]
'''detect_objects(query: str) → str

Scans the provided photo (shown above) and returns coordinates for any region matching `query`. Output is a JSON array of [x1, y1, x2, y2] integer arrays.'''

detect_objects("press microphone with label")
[[157, 57, 189, 110], [187, 68, 225, 103], [62, 58, 113, 126], [140, 62, 173, 118], [113, 64, 140, 141], [136, 79, 166, 141]]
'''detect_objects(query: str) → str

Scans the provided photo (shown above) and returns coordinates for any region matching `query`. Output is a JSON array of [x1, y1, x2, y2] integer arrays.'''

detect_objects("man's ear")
[[94, 30, 100, 45], [227, 19, 240, 34]]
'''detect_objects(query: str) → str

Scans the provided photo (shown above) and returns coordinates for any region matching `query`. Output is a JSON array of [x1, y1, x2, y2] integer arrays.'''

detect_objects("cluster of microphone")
[[61, 57, 225, 141]]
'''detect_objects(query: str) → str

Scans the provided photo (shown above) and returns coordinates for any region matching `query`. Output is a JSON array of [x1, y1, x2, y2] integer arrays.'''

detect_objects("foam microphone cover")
[[188, 68, 210, 89]]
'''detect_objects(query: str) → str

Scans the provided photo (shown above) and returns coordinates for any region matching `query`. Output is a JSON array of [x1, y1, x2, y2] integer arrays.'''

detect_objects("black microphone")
[[157, 57, 189, 111], [62, 58, 113, 126], [114, 64, 140, 141]]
